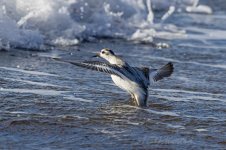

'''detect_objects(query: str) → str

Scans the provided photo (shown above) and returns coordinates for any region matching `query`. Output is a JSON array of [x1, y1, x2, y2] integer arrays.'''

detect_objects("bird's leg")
[[128, 94, 137, 106], [133, 94, 147, 107]]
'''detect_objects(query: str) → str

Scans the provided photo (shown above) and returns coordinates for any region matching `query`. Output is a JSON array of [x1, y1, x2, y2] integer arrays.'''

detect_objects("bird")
[[53, 48, 174, 107]]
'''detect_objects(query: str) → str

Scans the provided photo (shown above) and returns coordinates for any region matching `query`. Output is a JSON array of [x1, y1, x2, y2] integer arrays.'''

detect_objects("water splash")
[[0, 0, 212, 50]]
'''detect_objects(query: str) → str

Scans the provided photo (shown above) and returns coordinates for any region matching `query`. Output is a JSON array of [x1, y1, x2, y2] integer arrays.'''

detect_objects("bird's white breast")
[[111, 75, 141, 95]]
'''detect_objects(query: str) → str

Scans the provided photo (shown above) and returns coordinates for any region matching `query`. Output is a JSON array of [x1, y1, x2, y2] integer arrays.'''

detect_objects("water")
[[1, 0, 226, 149]]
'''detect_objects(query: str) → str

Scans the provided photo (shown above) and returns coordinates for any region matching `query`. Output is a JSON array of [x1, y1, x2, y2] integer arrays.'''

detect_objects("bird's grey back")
[[119, 63, 150, 89]]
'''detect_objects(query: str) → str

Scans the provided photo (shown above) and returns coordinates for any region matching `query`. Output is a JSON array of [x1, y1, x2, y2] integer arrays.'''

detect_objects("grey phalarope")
[[54, 48, 174, 107]]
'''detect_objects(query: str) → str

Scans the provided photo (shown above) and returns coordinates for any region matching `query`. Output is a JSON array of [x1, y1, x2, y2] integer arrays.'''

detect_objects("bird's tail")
[[150, 62, 174, 82]]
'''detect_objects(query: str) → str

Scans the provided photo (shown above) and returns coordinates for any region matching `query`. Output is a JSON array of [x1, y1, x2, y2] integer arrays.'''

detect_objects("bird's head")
[[93, 48, 116, 61], [92, 48, 125, 65]]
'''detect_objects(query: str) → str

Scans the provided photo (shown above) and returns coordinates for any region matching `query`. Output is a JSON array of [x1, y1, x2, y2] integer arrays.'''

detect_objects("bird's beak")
[[92, 52, 100, 57]]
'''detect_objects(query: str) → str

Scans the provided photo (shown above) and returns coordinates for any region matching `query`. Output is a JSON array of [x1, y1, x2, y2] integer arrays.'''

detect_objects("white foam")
[[185, 0, 212, 14], [152, 95, 190, 102], [161, 6, 175, 21], [0, 66, 58, 77], [167, 124, 185, 129], [63, 95, 94, 103], [3, 77, 69, 88], [0, 88, 67, 96], [186, 5, 212, 14], [0, 86, 94, 103], [153, 88, 226, 103], [195, 128, 208, 132], [185, 115, 219, 120], [3, 111, 48, 116], [0, 0, 212, 49], [153, 88, 225, 97], [57, 115, 89, 120], [144, 109, 180, 117], [52, 37, 79, 46], [154, 94, 226, 103], [118, 105, 180, 117]]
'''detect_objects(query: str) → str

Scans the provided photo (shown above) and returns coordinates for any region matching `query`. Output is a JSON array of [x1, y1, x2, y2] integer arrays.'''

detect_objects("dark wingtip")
[[168, 62, 174, 71], [159, 62, 174, 78], [166, 62, 174, 76]]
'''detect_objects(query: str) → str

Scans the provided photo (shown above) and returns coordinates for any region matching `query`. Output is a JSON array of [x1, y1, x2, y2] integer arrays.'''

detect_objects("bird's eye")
[[101, 51, 105, 54]]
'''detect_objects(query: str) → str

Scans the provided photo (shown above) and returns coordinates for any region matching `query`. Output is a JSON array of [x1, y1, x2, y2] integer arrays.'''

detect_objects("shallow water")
[[1, 37, 226, 149], [1, 1, 226, 150]]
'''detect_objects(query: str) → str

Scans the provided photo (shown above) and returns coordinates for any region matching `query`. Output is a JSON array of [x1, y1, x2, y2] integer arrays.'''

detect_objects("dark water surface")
[[1, 5, 226, 150]]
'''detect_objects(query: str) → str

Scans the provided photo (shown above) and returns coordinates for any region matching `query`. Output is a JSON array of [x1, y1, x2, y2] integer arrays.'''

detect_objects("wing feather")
[[150, 62, 174, 82], [53, 58, 123, 78]]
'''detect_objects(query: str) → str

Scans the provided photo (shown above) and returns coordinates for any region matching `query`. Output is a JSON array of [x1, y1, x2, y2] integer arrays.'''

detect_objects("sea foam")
[[0, 0, 212, 50]]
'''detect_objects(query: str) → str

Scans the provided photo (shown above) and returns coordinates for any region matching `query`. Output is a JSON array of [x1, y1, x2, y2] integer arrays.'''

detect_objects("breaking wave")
[[0, 0, 212, 50]]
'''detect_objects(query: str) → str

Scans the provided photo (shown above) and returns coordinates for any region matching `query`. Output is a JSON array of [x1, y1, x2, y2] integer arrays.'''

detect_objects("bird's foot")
[[127, 97, 137, 106]]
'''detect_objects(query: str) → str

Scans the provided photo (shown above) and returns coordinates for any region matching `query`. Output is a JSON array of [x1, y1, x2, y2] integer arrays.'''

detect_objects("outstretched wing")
[[53, 58, 123, 78], [150, 62, 174, 82]]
